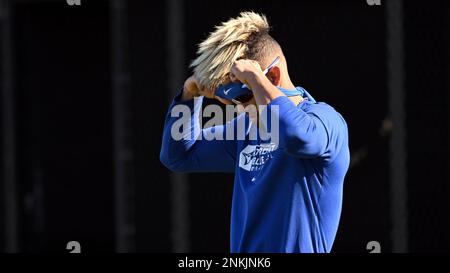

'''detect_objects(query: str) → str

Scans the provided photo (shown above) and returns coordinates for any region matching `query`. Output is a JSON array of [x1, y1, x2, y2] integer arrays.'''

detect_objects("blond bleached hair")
[[190, 11, 270, 90]]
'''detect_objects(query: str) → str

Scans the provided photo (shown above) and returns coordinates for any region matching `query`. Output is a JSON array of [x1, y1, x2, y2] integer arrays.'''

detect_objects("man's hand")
[[181, 75, 215, 101], [229, 59, 263, 88], [231, 59, 284, 105]]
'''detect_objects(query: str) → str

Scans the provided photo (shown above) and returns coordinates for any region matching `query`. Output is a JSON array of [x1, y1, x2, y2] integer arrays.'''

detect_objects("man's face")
[[214, 78, 259, 122], [214, 56, 281, 122]]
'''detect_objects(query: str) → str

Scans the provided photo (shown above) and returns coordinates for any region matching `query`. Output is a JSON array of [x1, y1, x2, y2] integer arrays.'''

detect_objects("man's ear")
[[266, 66, 281, 86]]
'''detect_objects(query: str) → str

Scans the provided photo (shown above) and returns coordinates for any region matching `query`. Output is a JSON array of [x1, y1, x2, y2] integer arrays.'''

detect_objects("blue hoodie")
[[160, 89, 350, 253]]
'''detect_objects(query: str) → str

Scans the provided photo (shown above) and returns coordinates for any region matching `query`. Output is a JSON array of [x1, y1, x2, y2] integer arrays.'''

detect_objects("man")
[[160, 12, 350, 253]]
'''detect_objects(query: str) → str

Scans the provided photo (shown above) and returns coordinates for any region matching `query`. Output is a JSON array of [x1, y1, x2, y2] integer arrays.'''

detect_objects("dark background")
[[0, 0, 449, 252]]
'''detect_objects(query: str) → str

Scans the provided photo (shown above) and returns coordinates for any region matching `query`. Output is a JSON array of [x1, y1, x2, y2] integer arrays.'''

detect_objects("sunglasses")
[[231, 56, 281, 104]]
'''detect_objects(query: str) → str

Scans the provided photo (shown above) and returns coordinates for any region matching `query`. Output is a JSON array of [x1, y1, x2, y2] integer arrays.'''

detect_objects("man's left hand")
[[229, 59, 263, 87]]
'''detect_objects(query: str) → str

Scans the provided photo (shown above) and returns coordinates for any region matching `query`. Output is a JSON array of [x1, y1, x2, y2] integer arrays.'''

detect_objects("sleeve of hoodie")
[[263, 96, 348, 162], [159, 91, 238, 173]]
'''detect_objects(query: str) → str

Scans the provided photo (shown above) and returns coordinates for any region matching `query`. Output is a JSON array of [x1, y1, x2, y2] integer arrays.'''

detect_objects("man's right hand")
[[181, 76, 216, 101], [181, 75, 234, 105]]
